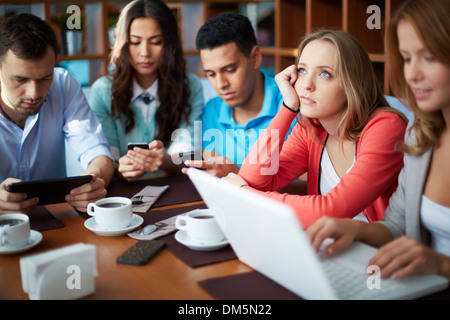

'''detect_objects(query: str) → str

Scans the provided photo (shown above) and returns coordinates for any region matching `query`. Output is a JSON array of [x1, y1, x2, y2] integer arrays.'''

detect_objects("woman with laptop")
[[307, 0, 450, 280], [227, 29, 407, 228]]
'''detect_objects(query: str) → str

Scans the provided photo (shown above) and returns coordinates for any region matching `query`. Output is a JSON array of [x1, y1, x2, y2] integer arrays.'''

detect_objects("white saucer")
[[0, 230, 43, 255], [84, 214, 143, 236], [175, 230, 229, 251]]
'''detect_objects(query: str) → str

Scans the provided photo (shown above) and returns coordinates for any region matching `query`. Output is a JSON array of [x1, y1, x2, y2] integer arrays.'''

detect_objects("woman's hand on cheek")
[[275, 65, 300, 111]]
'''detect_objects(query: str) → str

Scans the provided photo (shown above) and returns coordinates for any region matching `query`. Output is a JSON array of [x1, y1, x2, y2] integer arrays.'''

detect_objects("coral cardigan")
[[239, 105, 406, 228]]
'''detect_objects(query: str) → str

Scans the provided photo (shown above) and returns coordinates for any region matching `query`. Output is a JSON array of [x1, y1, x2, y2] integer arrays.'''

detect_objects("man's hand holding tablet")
[[4, 175, 95, 213]]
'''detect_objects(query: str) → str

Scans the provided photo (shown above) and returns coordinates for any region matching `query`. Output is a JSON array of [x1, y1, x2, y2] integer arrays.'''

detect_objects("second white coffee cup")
[[175, 209, 224, 244], [0, 213, 30, 248], [87, 197, 133, 230]]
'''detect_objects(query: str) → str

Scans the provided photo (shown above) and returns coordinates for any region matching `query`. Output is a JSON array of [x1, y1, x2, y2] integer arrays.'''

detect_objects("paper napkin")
[[131, 185, 169, 213], [128, 214, 178, 240], [20, 243, 97, 300]]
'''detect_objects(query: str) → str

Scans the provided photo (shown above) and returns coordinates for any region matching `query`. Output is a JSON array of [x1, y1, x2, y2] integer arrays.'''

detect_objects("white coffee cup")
[[0, 213, 30, 248], [87, 197, 133, 230], [175, 209, 224, 244]]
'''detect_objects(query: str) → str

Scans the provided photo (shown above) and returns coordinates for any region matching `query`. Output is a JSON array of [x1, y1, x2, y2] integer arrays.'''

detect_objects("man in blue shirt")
[[0, 14, 114, 213], [184, 12, 294, 177]]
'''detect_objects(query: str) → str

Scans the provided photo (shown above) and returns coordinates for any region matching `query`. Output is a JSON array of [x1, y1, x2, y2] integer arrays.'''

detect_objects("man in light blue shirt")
[[0, 14, 114, 213], [185, 12, 295, 177]]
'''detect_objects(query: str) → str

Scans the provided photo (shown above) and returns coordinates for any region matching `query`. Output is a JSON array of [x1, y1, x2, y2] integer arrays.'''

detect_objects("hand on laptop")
[[307, 216, 450, 279], [368, 236, 447, 280], [0, 178, 39, 214], [306, 216, 360, 256]]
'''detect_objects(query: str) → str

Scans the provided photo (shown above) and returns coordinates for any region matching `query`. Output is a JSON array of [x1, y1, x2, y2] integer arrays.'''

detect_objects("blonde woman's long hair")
[[386, 0, 450, 155], [296, 29, 405, 141]]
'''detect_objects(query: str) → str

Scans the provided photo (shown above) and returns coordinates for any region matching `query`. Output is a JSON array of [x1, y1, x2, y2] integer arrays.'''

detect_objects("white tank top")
[[320, 148, 366, 221], [421, 195, 450, 256]]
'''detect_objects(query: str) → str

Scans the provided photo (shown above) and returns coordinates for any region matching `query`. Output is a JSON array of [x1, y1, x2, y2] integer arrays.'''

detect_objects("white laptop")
[[187, 168, 449, 300]]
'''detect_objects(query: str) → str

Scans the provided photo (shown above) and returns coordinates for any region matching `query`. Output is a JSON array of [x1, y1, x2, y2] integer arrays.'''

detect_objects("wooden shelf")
[[261, 47, 298, 57], [308, 0, 342, 32], [1, 0, 401, 92], [179, 0, 400, 93], [56, 54, 107, 62], [1, 1, 111, 85]]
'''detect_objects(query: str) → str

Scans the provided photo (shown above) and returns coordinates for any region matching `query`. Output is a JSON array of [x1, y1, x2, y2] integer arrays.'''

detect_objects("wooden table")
[[1, 177, 448, 302], [0, 201, 252, 300]]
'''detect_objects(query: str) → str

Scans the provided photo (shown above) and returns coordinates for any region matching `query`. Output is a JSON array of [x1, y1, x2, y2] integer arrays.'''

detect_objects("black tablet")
[[7, 175, 93, 205]]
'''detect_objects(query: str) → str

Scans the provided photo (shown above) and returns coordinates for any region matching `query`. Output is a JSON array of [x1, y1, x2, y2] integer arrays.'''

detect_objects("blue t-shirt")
[[201, 70, 295, 167]]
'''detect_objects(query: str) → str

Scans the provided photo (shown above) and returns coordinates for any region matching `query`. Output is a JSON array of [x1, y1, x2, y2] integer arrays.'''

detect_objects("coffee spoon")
[[139, 224, 157, 235], [139, 222, 168, 236]]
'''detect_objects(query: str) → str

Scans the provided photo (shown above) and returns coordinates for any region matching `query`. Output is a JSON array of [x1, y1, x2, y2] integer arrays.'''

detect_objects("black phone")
[[127, 142, 149, 151], [178, 150, 204, 162], [7, 175, 93, 205], [116, 240, 165, 266]]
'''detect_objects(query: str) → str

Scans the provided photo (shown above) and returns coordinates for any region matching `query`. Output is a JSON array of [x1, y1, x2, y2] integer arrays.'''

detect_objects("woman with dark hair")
[[89, 0, 204, 181]]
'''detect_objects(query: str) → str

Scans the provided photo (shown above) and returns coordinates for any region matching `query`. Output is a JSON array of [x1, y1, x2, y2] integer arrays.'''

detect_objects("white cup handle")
[[0, 228, 5, 247], [175, 216, 187, 230], [87, 203, 96, 217]]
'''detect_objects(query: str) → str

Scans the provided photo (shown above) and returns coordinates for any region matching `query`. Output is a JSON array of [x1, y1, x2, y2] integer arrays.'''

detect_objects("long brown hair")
[[296, 29, 405, 141], [386, 0, 450, 155], [110, 0, 191, 146]]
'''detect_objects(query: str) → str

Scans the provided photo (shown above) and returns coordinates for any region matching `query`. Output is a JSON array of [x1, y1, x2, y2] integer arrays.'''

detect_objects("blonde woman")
[[226, 29, 407, 228], [308, 0, 450, 279], [89, 0, 204, 181]]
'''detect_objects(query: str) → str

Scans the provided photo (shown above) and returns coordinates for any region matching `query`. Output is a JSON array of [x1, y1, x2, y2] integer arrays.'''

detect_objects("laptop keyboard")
[[321, 258, 406, 300]]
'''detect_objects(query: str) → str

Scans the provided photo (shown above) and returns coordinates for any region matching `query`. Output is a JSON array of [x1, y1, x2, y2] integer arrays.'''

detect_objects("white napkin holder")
[[20, 243, 97, 300]]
